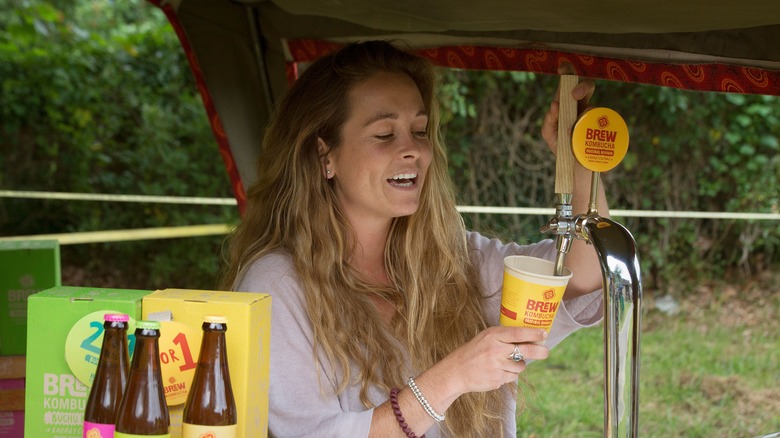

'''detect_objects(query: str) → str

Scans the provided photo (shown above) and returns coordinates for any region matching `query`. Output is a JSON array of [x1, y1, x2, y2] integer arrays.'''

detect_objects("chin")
[[394, 205, 420, 218]]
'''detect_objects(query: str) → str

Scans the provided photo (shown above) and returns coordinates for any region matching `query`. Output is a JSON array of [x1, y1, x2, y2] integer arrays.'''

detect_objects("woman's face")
[[326, 71, 432, 228]]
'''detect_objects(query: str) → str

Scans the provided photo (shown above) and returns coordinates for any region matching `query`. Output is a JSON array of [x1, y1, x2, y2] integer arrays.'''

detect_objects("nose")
[[399, 132, 424, 159]]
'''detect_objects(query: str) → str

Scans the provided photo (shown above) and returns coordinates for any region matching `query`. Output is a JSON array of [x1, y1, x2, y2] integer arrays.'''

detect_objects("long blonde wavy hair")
[[220, 41, 507, 436]]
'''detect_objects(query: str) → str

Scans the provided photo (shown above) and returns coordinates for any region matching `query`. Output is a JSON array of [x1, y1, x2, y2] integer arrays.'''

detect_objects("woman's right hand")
[[373, 326, 549, 437], [437, 326, 549, 395]]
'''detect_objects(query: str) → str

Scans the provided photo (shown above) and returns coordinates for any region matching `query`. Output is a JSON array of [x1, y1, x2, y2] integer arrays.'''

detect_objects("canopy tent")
[[148, 0, 780, 211]]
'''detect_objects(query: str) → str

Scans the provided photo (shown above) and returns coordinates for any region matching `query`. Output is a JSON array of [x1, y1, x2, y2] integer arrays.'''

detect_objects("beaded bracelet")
[[407, 377, 446, 422], [389, 387, 425, 438]]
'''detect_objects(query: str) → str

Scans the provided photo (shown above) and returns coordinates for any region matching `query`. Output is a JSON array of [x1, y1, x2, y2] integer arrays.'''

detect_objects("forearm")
[[369, 365, 459, 437], [368, 326, 545, 437]]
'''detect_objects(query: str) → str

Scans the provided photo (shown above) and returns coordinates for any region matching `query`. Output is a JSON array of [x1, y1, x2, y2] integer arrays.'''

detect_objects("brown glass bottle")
[[115, 320, 170, 437], [83, 313, 130, 438], [182, 315, 237, 437]]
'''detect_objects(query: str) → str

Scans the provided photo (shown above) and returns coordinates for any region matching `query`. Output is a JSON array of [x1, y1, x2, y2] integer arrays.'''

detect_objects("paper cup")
[[499, 255, 572, 332]]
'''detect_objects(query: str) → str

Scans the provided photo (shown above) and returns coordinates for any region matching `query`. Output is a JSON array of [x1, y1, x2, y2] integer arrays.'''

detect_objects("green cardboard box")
[[24, 286, 150, 438], [0, 240, 61, 356]]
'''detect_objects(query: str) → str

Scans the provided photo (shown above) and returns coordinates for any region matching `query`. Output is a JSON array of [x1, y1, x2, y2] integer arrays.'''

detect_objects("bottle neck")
[[199, 325, 228, 364], [131, 329, 161, 370], [101, 322, 129, 361]]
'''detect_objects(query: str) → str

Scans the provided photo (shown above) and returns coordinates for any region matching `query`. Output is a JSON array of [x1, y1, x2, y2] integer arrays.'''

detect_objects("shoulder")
[[466, 230, 556, 265], [235, 250, 312, 334], [249, 250, 294, 273], [235, 250, 301, 298]]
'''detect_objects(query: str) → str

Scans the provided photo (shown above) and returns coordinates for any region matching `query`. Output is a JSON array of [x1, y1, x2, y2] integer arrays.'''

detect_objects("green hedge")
[[0, 1, 236, 289]]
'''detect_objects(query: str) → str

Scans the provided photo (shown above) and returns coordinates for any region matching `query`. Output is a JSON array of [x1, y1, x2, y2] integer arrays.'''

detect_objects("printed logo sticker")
[[158, 320, 201, 406], [572, 107, 629, 173], [64, 311, 137, 387]]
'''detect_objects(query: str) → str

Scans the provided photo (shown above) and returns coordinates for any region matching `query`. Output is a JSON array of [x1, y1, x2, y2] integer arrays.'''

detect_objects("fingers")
[[541, 100, 559, 152], [557, 61, 576, 76], [544, 69, 595, 154], [497, 333, 550, 386], [574, 78, 596, 112], [544, 75, 596, 153], [505, 341, 549, 362], [495, 326, 549, 345], [555, 61, 596, 109], [489, 326, 550, 361]]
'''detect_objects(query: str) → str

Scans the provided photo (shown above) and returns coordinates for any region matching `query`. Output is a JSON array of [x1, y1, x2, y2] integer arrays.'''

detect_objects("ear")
[[317, 137, 333, 179]]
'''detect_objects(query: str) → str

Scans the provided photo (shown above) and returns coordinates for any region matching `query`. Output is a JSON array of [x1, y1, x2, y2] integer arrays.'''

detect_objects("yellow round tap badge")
[[571, 107, 629, 173]]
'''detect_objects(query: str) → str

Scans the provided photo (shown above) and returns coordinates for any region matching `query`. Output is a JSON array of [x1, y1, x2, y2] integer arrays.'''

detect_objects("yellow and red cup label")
[[499, 256, 571, 332], [571, 107, 629, 173]]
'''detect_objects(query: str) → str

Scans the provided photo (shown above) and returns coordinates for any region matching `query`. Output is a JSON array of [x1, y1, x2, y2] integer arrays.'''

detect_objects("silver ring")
[[508, 344, 524, 362]]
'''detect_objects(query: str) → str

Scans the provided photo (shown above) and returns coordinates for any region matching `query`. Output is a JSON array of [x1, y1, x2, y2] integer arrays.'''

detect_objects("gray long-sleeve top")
[[237, 232, 604, 438]]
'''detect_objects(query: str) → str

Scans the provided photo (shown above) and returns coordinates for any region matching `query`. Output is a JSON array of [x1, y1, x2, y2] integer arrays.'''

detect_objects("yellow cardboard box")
[[142, 289, 271, 438]]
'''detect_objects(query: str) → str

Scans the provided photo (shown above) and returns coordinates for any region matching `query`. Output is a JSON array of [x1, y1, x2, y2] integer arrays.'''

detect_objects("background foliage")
[[1, 0, 778, 293], [1, 0, 235, 288], [439, 69, 780, 293]]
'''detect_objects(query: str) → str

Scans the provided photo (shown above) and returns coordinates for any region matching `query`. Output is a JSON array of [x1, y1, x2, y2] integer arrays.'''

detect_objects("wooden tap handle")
[[555, 75, 579, 196]]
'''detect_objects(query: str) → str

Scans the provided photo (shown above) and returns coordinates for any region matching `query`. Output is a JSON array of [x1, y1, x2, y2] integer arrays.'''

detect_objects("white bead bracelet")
[[407, 376, 445, 422]]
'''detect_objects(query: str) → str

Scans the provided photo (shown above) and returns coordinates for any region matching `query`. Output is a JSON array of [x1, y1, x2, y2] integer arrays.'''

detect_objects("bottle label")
[[83, 421, 115, 438], [114, 433, 170, 438], [182, 423, 237, 438]]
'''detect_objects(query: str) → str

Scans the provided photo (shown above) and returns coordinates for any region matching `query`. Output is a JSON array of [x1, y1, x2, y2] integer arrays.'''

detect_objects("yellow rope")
[[0, 224, 234, 245]]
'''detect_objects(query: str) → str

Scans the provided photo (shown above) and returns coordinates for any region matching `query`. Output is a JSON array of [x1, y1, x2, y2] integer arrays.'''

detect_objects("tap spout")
[[582, 215, 642, 438]]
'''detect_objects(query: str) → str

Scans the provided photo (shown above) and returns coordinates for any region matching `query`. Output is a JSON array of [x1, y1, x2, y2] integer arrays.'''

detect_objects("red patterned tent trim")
[[149, 0, 247, 214], [286, 39, 780, 96]]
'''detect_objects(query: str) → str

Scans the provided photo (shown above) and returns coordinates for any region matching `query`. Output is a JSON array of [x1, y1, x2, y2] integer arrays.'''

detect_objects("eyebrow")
[[363, 110, 428, 127]]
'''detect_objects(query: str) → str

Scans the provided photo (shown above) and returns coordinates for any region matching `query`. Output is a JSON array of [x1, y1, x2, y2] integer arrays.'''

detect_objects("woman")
[[220, 41, 605, 437]]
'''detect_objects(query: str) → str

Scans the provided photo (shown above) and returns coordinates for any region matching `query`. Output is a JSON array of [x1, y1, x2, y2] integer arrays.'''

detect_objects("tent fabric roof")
[[251, 0, 780, 67], [156, 0, 780, 207], [262, 0, 780, 34]]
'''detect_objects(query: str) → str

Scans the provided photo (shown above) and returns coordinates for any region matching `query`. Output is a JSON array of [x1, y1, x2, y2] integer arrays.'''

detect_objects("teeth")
[[391, 173, 417, 180]]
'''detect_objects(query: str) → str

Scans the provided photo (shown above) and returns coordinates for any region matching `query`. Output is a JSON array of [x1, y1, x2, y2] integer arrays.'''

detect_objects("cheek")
[[422, 148, 434, 171]]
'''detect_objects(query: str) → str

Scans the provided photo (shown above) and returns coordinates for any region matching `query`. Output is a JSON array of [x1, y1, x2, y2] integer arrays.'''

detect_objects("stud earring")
[[326, 169, 331, 175]]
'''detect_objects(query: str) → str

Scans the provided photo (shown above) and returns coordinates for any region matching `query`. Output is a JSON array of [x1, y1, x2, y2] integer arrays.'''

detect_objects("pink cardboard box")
[[0, 411, 24, 437], [0, 378, 25, 411]]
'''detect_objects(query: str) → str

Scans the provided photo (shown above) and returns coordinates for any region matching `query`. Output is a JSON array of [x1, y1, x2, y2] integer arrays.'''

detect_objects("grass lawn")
[[516, 271, 780, 437]]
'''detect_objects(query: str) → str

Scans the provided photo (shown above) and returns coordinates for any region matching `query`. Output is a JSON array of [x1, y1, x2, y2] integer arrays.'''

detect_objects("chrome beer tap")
[[541, 76, 642, 438]]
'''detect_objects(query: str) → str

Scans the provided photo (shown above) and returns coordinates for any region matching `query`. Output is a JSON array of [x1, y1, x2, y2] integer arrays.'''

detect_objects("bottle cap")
[[104, 313, 129, 322], [204, 315, 228, 324], [135, 320, 161, 330]]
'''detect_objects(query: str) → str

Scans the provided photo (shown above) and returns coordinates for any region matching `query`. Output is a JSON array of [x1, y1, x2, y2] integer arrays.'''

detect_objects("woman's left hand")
[[541, 63, 596, 154]]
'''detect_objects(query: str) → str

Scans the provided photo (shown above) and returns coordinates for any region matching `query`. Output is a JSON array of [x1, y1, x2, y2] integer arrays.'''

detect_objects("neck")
[[348, 217, 392, 285]]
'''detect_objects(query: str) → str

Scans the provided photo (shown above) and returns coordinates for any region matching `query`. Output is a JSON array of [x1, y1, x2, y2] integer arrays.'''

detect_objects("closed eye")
[[413, 131, 428, 139], [375, 133, 394, 141]]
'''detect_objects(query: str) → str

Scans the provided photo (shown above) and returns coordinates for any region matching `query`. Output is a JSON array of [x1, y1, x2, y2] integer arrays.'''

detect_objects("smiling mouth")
[[388, 172, 418, 188]]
